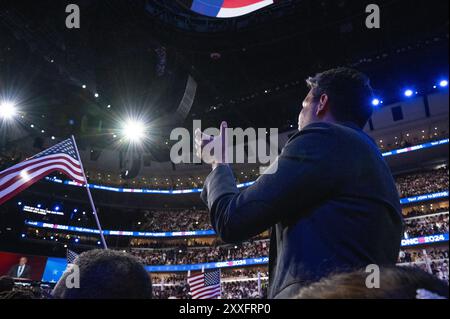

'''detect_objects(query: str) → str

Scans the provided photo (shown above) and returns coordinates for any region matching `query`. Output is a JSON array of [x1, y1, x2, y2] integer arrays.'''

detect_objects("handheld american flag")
[[67, 249, 79, 264], [0, 138, 85, 205], [188, 269, 221, 299]]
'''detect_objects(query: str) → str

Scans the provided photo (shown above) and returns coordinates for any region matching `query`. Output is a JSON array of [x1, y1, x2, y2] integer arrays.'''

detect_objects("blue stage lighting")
[[372, 98, 381, 106], [439, 80, 448, 87]]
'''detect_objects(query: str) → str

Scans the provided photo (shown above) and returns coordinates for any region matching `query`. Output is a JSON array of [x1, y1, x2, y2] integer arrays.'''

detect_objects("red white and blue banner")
[[190, 0, 274, 18]]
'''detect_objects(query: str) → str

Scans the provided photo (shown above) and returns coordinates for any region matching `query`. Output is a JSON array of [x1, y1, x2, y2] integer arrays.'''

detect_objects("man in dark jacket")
[[7, 257, 32, 279], [196, 67, 403, 298]]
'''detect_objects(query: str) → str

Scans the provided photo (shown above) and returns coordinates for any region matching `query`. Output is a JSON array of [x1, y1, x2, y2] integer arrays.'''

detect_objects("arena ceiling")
[[0, 0, 449, 161]]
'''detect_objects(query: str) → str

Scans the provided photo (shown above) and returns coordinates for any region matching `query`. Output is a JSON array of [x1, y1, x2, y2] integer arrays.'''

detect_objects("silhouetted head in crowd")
[[296, 266, 448, 299], [52, 249, 152, 299], [0, 276, 14, 293]]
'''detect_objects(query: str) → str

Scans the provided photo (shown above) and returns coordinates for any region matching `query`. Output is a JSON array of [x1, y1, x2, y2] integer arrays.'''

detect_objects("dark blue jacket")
[[201, 122, 403, 298]]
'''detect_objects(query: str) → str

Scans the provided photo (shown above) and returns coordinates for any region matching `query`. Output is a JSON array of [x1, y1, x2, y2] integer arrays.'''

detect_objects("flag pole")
[[71, 135, 108, 249]]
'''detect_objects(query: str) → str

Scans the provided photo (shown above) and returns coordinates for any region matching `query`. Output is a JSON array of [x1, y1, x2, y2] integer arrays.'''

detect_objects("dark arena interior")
[[0, 0, 449, 307]]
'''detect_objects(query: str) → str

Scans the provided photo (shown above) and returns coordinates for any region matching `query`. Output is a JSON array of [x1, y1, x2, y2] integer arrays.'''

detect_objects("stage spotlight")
[[404, 89, 414, 97], [122, 119, 146, 143], [55, 206, 60, 211], [0, 101, 17, 120], [439, 80, 448, 88], [371, 98, 381, 106]]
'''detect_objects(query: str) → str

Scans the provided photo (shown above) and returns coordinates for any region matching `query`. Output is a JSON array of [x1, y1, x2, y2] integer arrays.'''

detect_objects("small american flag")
[[188, 269, 221, 299], [67, 249, 79, 264], [0, 138, 85, 205]]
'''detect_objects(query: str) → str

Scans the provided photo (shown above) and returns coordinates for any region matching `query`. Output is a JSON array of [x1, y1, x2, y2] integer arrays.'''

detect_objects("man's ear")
[[315, 94, 329, 116]]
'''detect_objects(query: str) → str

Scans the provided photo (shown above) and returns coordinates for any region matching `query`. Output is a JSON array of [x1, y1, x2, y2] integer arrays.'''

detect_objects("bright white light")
[[122, 119, 146, 143], [404, 89, 414, 97], [439, 80, 448, 87], [20, 170, 30, 182], [0, 101, 17, 119], [94, 93, 99, 98], [372, 98, 381, 106], [82, 85, 87, 89]]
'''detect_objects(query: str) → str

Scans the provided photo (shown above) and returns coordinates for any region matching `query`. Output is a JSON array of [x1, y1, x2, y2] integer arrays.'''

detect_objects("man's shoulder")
[[282, 122, 378, 161], [286, 122, 367, 148]]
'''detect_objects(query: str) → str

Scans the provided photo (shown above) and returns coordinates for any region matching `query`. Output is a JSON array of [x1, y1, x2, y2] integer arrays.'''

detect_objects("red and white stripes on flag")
[[0, 138, 85, 205], [187, 269, 221, 299]]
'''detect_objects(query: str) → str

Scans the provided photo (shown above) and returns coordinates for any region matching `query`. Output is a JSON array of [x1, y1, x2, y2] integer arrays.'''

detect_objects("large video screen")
[[41, 257, 68, 283], [0, 251, 48, 281]]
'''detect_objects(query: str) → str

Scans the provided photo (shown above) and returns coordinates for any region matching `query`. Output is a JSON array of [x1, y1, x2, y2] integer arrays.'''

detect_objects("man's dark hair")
[[295, 266, 449, 299], [52, 249, 152, 299], [306, 67, 374, 128], [0, 276, 14, 293]]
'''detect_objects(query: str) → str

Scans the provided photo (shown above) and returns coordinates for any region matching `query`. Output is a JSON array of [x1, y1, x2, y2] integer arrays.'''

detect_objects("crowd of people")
[[398, 247, 449, 263], [151, 268, 268, 285], [129, 240, 269, 265], [221, 281, 267, 299], [395, 167, 449, 198], [404, 214, 449, 238], [1, 249, 448, 299], [152, 285, 189, 299], [40, 163, 450, 198], [135, 209, 210, 232], [403, 206, 449, 219], [397, 247, 449, 282], [401, 260, 450, 282]]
